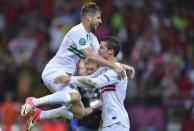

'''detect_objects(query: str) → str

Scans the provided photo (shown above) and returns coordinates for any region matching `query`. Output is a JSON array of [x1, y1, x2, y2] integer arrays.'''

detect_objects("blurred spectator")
[[8, 29, 37, 66], [161, 68, 179, 99], [178, 70, 193, 98], [0, 92, 20, 131], [128, 105, 164, 131], [0, 13, 5, 31], [181, 107, 194, 131], [17, 69, 33, 103], [40, 121, 67, 131]]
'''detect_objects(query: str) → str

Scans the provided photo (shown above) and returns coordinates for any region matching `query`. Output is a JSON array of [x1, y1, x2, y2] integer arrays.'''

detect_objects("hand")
[[114, 65, 125, 79], [123, 65, 135, 79], [85, 107, 93, 116], [54, 75, 71, 84]]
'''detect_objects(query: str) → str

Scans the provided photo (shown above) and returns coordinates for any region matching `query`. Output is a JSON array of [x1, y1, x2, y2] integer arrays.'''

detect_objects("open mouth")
[[96, 23, 99, 28]]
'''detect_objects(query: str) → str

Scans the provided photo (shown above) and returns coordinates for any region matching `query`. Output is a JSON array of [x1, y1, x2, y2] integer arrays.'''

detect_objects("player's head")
[[98, 36, 120, 59], [81, 3, 102, 32], [84, 60, 98, 75]]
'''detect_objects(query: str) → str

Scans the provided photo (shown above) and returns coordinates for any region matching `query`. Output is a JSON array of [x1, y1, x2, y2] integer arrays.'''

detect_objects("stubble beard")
[[90, 23, 96, 33]]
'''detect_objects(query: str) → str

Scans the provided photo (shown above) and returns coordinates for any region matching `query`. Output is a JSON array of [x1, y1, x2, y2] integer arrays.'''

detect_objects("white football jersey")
[[70, 63, 130, 128], [42, 23, 99, 76]]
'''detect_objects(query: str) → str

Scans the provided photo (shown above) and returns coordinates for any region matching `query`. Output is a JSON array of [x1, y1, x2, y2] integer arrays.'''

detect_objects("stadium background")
[[0, 0, 194, 131]]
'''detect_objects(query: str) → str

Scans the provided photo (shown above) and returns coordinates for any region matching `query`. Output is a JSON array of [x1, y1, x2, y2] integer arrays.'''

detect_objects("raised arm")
[[82, 48, 125, 79]]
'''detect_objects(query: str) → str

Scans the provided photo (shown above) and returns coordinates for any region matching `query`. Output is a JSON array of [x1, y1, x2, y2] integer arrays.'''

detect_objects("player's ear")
[[108, 49, 114, 56], [87, 15, 92, 21]]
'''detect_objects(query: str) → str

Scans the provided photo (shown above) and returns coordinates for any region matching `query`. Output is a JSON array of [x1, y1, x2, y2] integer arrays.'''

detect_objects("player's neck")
[[107, 57, 116, 63], [81, 21, 91, 33]]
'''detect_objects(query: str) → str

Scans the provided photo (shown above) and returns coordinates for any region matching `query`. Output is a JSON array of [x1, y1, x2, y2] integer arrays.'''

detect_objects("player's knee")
[[70, 92, 82, 102], [74, 115, 82, 119], [75, 110, 85, 119]]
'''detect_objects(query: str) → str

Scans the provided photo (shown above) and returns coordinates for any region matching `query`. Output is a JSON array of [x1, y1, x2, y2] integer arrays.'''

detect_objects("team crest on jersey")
[[79, 38, 86, 45]]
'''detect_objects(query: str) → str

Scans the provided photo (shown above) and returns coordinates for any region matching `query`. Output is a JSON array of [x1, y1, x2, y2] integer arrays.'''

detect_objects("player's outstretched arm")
[[69, 69, 119, 89], [82, 48, 125, 79], [54, 75, 95, 88], [54, 69, 119, 89]]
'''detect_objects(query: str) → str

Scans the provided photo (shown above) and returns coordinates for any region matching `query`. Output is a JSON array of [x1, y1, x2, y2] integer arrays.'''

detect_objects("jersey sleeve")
[[70, 69, 120, 89], [87, 67, 106, 78], [92, 69, 120, 88], [68, 30, 90, 50]]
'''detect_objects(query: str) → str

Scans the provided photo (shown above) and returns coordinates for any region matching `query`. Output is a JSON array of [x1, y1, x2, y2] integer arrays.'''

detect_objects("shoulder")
[[90, 32, 98, 41], [107, 62, 127, 78], [68, 24, 85, 37], [102, 66, 118, 78], [115, 62, 128, 80], [90, 33, 100, 47]]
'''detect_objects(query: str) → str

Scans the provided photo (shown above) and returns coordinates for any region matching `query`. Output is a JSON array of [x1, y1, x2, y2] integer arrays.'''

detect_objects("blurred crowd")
[[0, 0, 194, 131]]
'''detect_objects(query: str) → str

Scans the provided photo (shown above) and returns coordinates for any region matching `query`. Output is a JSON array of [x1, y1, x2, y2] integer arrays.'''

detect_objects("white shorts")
[[42, 67, 85, 112], [99, 122, 129, 131], [42, 69, 78, 93]]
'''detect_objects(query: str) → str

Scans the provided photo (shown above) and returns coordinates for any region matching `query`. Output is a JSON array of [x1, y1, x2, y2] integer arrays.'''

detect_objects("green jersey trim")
[[67, 45, 85, 59]]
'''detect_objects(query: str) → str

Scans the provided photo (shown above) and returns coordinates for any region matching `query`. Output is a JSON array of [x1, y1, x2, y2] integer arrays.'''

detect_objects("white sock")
[[40, 106, 74, 120], [34, 91, 71, 107]]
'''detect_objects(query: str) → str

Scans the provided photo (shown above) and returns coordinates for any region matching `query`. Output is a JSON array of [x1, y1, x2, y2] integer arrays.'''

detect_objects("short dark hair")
[[80, 3, 101, 18], [103, 36, 120, 57]]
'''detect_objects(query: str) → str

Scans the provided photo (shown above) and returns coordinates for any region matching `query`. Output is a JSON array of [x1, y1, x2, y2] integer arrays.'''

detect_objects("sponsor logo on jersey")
[[79, 38, 86, 45]]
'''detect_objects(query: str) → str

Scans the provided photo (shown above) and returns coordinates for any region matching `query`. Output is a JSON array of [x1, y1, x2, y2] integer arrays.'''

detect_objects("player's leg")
[[21, 87, 81, 116], [24, 85, 81, 130], [60, 86, 85, 119], [21, 71, 81, 116], [25, 92, 84, 130], [32, 80, 86, 119], [70, 101, 85, 119], [39, 71, 82, 106], [32, 91, 81, 106], [26, 105, 75, 131], [40, 106, 74, 120], [21, 89, 73, 117], [25, 96, 85, 131], [32, 85, 81, 107]]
